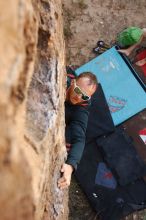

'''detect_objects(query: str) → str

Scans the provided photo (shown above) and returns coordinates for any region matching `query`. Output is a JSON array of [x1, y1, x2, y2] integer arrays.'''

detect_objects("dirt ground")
[[62, 0, 146, 219]]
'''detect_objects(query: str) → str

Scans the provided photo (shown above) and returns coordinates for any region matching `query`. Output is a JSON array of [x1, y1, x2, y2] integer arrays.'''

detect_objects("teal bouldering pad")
[[75, 47, 146, 125]]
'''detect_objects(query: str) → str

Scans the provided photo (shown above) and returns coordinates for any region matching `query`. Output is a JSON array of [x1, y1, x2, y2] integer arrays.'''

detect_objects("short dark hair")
[[76, 72, 98, 86]]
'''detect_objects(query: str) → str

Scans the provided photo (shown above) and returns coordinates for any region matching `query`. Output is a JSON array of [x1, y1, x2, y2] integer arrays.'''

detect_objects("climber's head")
[[67, 72, 98, 105]]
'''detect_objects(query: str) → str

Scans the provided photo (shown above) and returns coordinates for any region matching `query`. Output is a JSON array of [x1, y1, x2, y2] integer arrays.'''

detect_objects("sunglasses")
[[74, 80, 90, 101]]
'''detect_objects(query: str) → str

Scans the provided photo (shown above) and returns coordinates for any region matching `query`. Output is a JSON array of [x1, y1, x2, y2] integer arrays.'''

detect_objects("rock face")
[[0, 0, 67, 220]]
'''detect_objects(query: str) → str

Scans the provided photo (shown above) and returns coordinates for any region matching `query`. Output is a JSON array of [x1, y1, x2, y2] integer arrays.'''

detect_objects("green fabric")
[[117, 27, 143, 47]]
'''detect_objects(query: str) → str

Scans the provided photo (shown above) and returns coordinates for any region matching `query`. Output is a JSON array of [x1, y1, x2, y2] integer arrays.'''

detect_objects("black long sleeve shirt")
[[65, 100, 90, 169]]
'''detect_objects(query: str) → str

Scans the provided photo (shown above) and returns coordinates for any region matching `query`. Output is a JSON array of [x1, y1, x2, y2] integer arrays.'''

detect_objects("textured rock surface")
[[0, 0, 67, 220]]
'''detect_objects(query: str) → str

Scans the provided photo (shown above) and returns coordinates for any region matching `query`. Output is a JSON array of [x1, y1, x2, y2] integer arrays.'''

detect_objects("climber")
[[117, 27, 146, 56], [58, 71, 98, 190]]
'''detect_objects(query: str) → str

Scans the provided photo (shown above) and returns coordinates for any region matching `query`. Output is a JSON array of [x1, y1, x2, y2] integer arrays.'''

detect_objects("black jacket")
[[65, 101, 90, 169]]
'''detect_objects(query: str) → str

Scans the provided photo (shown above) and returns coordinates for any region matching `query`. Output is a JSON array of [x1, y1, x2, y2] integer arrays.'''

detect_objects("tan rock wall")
[[0, 0, 67, 220]]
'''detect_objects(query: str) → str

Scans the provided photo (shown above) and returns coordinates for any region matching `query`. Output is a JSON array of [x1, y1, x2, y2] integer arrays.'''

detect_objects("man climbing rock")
[[58, 71, 98, 189]]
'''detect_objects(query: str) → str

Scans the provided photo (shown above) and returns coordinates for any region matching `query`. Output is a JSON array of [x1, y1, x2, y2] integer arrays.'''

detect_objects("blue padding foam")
[[75, 47, 146, 125]]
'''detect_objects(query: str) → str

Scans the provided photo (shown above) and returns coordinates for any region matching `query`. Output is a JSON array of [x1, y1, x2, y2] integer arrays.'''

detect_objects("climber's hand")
[[58, 163, 73, 189]]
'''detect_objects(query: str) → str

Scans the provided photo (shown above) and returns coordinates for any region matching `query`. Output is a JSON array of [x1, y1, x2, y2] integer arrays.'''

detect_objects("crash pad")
[[75, 47, 146, 125]]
